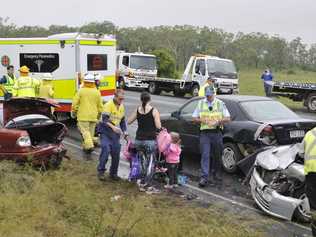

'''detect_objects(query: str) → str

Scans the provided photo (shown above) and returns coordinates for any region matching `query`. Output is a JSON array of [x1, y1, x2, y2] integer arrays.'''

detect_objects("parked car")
[[249, 144, 310, 223], [161, 95, 316, 173], [0, 98, 67, 168]]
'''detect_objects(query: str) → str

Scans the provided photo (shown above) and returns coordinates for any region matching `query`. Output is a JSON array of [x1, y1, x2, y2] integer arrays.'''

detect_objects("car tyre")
[[221, 142, 242, 173], [191, 84, 199, 97], [148, 82, 161, 95], [174, 90, 185, 97], [293, 186, 311, 223]]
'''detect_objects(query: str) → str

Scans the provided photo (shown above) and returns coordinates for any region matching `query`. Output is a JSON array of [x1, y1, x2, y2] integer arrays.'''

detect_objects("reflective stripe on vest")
[[198, 99, 223, 130], [4, 74, 15, 93], [16, 76, 36, 97], [304, 128, 316, 174]]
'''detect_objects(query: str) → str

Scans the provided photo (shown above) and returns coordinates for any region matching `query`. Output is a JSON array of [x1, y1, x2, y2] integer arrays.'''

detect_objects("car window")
[[240, 100, 299, 121], [181, 99, 201, 116]]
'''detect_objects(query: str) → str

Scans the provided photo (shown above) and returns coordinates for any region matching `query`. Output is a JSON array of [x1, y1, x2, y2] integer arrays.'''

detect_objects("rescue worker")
[[0, 65, 16, 100], [198, 76, 217, 97], [71, 73, 103, 158], [302, 127, 316, 236], [13, 66, 40, 97], [97, 89, 128, 181], [192, 85, 231, 188], [39, 73, 54, 99]]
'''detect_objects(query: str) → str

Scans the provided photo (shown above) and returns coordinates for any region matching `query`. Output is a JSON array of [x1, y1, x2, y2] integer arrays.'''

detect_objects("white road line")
[[63, 139, 312, 233]]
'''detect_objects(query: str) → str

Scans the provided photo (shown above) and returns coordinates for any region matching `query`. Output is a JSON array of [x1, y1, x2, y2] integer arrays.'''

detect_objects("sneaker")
[[97, 173, 106, 181], [164, 184, 173, 189], [198, 178, 208, 188], [146, 186, 161, 194], [172, 184, 179, 188]]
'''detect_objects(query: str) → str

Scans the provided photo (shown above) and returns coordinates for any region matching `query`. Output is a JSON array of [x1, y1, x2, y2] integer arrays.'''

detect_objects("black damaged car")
[[161, 95, 316, 173]]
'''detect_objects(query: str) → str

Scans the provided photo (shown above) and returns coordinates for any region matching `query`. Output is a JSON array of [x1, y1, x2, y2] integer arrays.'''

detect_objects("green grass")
[[239, 69, 316, 109], [0, 160, 265, 237]]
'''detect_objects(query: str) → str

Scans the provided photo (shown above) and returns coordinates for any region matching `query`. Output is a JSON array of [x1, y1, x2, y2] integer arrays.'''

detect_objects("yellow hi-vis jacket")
[[198, 83, 217, 97], [4, 74, 16, 94], [39, 81, 54, 98], [304, 127, 316, 175], [198, 98, 223, 130], [71, 87, 103, 122], [13, 76, 40, 97]]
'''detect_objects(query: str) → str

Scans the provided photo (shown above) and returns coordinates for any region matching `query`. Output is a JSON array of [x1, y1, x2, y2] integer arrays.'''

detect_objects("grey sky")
[[4, 0, 316, 44]]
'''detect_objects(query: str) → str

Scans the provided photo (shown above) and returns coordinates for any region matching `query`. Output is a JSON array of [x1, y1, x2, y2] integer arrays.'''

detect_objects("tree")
[[152, 49, 178, 78]]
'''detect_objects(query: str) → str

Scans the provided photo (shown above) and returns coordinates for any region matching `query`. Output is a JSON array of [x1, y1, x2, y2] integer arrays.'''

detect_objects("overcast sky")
[[4, 0, 316, 44]]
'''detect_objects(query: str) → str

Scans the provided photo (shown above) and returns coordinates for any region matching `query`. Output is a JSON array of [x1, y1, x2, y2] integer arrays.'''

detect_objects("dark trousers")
[[200, 131, 223, 180], [264, 82, 272, 97], [97, 134, 121, 177], [167, 163, 178, 185], [306, 173, 316, 236]]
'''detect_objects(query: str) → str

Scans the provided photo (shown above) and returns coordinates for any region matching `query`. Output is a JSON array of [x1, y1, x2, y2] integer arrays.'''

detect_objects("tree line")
[[1, 17, 315, 75]]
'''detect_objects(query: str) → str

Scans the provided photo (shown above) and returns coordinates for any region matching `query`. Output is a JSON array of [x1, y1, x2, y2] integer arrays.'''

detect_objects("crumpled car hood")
[[256, 144, 300, 170]]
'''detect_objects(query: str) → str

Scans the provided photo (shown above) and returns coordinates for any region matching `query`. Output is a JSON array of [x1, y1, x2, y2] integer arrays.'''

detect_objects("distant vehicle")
[[272, 81, 316, 112], [249, 144, 310, 223], [0, 98, 67, 168], [0, 33, 117, 114], [116, 51, 157, 89], [145, 55, 239, 97], [161, 95, 316, 173]]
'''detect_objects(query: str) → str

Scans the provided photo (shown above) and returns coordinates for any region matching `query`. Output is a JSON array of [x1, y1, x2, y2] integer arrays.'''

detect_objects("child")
[[164, 132, 182, 189]]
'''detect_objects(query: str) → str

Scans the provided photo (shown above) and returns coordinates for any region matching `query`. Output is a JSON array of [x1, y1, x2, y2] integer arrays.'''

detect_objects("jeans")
[[97, 134, 121, 177], [264, 82, 272, 97], [200, 131, 223, 180]]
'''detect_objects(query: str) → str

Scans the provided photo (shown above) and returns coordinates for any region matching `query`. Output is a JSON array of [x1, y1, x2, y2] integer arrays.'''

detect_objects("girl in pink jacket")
[[164, 132, 182, 189]]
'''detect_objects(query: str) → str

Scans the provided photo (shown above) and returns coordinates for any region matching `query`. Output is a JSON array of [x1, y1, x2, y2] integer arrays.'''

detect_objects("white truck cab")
[[116, 52, 157, 88], [184, 55, 239, 94]]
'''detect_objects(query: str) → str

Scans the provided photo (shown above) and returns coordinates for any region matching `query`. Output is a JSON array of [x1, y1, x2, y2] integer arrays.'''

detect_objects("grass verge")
[[0, 160, 265, 237]]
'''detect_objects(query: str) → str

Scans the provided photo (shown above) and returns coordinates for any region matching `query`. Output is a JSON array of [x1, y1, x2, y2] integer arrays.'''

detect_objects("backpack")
[[157, 128, 171, 153], [129, 154, 141, 181]]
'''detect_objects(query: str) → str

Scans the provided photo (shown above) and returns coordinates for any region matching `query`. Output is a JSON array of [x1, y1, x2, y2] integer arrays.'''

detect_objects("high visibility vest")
[[4, 74, 16, 93], [304, 128, 316, 175], [198, 98, 224, 130], [14, 76, 38, 97]]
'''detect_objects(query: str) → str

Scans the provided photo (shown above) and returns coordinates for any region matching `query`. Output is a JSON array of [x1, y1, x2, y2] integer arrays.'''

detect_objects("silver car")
[[250, 144, 311, 223]]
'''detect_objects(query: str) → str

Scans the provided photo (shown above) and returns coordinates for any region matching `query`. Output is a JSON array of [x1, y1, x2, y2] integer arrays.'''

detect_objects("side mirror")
[[171, 111, 180, 118]]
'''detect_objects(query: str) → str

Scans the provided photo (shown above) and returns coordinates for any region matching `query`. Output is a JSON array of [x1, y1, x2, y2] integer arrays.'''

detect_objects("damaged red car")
[[0, 98, 67, 168]]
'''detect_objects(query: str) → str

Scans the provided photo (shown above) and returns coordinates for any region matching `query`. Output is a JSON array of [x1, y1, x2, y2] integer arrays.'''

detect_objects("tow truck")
[[272, 81, 316, 112]]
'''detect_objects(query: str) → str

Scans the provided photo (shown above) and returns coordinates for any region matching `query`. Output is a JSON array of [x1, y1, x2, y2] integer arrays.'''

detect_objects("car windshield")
[[130, 56, 156, 70], [207, 59, 237, 75], [240, 100, 299, 121], [5, 114, 53, 128]]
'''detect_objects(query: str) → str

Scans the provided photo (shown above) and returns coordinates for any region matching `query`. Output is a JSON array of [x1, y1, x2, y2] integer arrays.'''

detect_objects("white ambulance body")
[[0, 32, 117, 112]]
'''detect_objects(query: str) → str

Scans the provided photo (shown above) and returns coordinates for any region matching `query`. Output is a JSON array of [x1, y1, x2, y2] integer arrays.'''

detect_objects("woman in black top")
[[128, 92, 161, 187]]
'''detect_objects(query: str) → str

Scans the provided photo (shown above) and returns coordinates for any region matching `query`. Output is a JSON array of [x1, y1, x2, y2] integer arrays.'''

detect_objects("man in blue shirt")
[[261, 68, 273, 97]]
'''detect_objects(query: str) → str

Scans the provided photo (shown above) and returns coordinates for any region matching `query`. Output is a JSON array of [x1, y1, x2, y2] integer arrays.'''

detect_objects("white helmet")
[[42, 73, 53, 80], [83, 73, 95, 82], [94, 73, 102, 81]]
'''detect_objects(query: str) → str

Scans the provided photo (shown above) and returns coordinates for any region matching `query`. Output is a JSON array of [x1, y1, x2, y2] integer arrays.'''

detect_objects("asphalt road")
[[65, 90, 315, 237]]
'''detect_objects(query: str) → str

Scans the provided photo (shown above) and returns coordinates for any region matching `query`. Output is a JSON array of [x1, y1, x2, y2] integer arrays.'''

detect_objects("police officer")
[[302, 127, 316, 236], [71, 73, 104, 158], [193, 85, 231, 187], [198, 76, 216, 97], [13, 66, 40, 97], [97, 89, 128, 181], [0, 65, 16, 100]]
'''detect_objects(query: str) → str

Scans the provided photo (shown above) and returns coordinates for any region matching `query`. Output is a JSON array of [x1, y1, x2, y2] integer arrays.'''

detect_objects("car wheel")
[[148, 82, 161, 95], [306, 93, 316, 112], [191, 85, 199, 97], [293, 187, 311, 223], [221, 142, 242, 173], [174, 90, 185, 97]]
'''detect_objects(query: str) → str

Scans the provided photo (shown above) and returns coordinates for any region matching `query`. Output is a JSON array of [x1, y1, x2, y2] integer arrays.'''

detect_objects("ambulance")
[[0, 32, 117, 113]]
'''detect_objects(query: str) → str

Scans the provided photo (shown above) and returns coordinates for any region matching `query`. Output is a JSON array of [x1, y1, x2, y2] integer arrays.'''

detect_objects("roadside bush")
[[152, 48, 178, 78]]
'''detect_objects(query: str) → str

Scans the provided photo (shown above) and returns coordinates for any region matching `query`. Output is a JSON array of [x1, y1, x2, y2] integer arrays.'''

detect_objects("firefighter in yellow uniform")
[[198, 76, 217, 97], [0, 65, 16, 100], [71, 73, 103, 158], [39, 73, 54, 98], [302, 127, 316, 236], [13, 66, 40, 97]]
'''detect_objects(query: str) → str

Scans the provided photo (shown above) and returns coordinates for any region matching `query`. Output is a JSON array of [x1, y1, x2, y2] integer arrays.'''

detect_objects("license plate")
[[290, 130, 305, 138]]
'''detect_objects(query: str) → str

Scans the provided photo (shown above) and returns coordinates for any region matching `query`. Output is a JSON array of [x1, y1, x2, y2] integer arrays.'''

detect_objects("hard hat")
[[94, 73, 102, 81], [42, 73, 53, 80], [19, 65, 30, 73], [83, 73, 95, 82]]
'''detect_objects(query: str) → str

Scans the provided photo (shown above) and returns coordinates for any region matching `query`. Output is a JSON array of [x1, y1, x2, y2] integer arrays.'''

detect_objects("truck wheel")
[[306, 93, 316, 112], [293, 186, 311, 223], [148, 82, 161, 95], [221, 142, 242, 173], [191, 85, 199, 97], [174, 90, 185, 97]]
